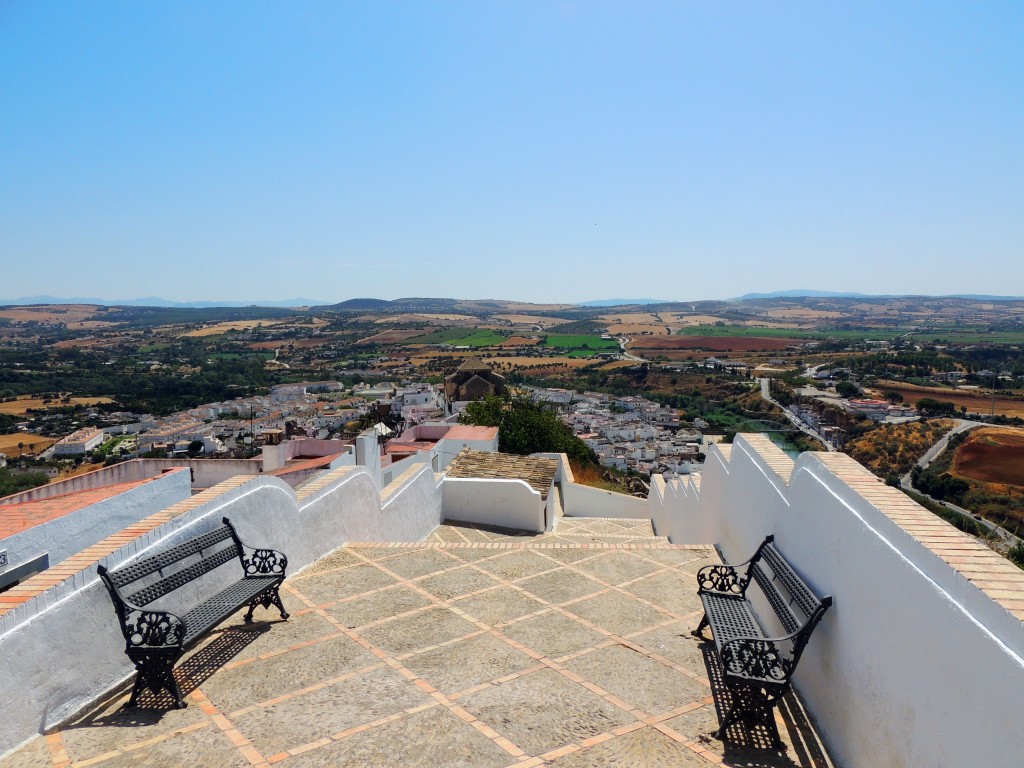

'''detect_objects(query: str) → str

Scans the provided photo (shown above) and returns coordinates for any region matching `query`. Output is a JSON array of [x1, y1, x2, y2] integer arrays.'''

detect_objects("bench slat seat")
[[98, 518, 289, 709], [181, 576, 280, 647], [693, 535, 831, 749]]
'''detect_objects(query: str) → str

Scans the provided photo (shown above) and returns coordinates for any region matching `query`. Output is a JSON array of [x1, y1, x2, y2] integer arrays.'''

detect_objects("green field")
[[408, 328, 506, 346], [542, 334, 619, 350]]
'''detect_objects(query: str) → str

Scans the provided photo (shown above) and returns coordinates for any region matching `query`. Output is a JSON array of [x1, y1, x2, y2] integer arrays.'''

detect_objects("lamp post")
[[249, 405, 255, 457]]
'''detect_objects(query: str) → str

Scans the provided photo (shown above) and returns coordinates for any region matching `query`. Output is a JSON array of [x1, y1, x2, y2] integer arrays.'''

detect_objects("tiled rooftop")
[[4, 518, 833, 767], [447, 450, 558, 499], [0, 478, 158, 538]]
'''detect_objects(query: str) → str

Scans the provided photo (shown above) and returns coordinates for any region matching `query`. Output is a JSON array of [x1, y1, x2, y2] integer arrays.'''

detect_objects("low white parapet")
[[657, 433, 1024, 768], [441, 477, 545, 532]]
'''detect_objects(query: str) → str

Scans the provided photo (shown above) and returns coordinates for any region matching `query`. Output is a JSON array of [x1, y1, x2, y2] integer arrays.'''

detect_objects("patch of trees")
[[0, 468, 49, 497], [916, 398, 958, 417], [460, 394, 597, 466]]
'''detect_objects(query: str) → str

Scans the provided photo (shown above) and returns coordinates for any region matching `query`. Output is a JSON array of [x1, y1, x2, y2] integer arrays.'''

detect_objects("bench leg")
[[245, 584, 290, 622], [127, 651, 186, 709], [715, 683, 784, 749], [691, 612, 709, 639]]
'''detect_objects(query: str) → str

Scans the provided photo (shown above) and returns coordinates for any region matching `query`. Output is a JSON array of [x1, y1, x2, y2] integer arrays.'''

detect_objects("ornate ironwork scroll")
[[241, 547, 287, 576], [720, 638, 792, 682], [124, 609, 185, 648], [697, 564, 750, 595]]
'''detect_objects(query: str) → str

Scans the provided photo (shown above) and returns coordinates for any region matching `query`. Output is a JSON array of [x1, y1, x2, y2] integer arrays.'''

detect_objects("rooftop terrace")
[[3, 519, 831, 768]]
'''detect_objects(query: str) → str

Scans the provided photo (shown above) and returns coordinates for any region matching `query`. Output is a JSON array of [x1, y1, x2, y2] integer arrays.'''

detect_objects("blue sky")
[[1, 2, 1022, 304]]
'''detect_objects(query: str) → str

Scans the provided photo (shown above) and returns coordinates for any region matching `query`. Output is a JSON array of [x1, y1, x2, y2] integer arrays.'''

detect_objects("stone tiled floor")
[[6, 518, 835, 768]]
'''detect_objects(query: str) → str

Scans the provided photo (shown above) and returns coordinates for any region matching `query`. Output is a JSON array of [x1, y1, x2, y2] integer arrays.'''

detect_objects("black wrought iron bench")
[[692, 535, 832, 748], [97, 517, 289, 708]]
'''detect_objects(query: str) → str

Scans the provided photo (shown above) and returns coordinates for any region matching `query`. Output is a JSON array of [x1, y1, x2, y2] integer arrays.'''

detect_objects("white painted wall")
[[656, 435, 1024, 768], [532, 452, 649, 520], [0, 464, 442, 759], [442, 478, 544, 532]]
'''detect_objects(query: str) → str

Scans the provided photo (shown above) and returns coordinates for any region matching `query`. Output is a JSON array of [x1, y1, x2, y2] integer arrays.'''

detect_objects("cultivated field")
[[491, 314, 566, 326], [0, 434, 57, 456], [0, 396, 114, 415], [627, 335, 796, 352], [876, 382, 1024, 419], [953, 428, 1024, 486]]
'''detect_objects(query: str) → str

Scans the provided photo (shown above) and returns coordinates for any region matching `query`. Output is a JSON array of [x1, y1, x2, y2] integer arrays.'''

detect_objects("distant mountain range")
[[3, 291, 1022, 310], [731, 289, 1024, 301], [1, 295, 327, 308], [578, 299, 666, 307]]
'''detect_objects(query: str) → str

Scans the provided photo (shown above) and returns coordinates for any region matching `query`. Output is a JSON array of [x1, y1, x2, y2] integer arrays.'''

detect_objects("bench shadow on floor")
[[59, 621, 273, 730], [699, 642, 834, 768]]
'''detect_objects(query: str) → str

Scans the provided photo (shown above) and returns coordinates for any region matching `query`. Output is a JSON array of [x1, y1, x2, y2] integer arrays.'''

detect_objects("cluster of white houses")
[[532, 388, 706, 474]]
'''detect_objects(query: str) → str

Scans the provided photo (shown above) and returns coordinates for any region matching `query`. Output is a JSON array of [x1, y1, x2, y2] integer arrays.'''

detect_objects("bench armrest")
[[719, 636, 793, 683], [222, 517, 288, 577], [696, 563, 751, 596], [98, 564, 187, 650], [121, 606, 187, 650]]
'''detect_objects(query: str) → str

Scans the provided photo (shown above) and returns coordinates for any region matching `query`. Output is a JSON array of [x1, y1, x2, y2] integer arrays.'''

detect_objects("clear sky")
[[1, 2, 1022, 304]]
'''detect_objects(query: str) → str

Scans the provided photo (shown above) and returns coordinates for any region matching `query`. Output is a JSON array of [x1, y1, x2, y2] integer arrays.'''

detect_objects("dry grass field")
[[0, 396, 113, 415], [183, 320, 288, 337], [0, 434, 57, 456], [600, 312, 661, 325], [606, 323, 669, 335], [953, 428, 1024, 486], [764, 308, 845, 320], [0, 305, 105, 325], [491, 314, 566, 325]]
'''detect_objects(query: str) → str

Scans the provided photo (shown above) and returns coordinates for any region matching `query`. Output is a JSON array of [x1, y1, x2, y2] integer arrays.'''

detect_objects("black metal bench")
[[692, 535, 832, 748], [97, 517, 289, 708]]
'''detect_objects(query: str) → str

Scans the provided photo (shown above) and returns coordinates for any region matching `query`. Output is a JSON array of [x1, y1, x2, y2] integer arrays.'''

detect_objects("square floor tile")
[[452, 587, 546, 626], [293, 547, 366, 576], [630, 621, 708, 671], [212, 611, 339, 663], [621, 570, 703, 616], [563, 645, 707, 716], [416, 566, 499, 600], [474, 550, 559, 580], [534, 547, 604, 564], [359, 607, 480, 654], [572, 552, 665, 586], [0, 738, 51, 768], [327, 585, 434, 629], [562, 591, 673, 636], [234, 665, 430, 756], [379, 548, 462, 579], [459, 668, 635, 755], [500, 611, 607, 659], [403, 632, 537, 694], [200, 634, 378, 714], [517, 569, 605, 604], [295, 704, 514, 768], [293, 564, 398, 605]]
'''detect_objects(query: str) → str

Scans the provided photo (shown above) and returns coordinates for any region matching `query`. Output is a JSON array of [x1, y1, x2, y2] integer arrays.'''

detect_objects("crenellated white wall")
[[657, 435, 1024, 768], [0, 463, 442, 759]]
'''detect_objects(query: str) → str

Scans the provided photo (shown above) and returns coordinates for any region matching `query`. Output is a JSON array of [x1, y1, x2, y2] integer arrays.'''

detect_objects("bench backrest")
[[749, 536, 832, 662], [102, 523, 242, 608]]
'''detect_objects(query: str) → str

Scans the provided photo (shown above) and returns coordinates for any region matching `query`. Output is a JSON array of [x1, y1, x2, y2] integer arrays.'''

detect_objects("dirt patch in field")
[[500, 336, 542, 347], [953, 428, 1024, 486], [627, 335, 797, 352], [0, 305, 107, 325], [0, 434, 57, 455], [600, 312, 661, 325], [765, 309, 845, 319], [357, 329, 426, 344]]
